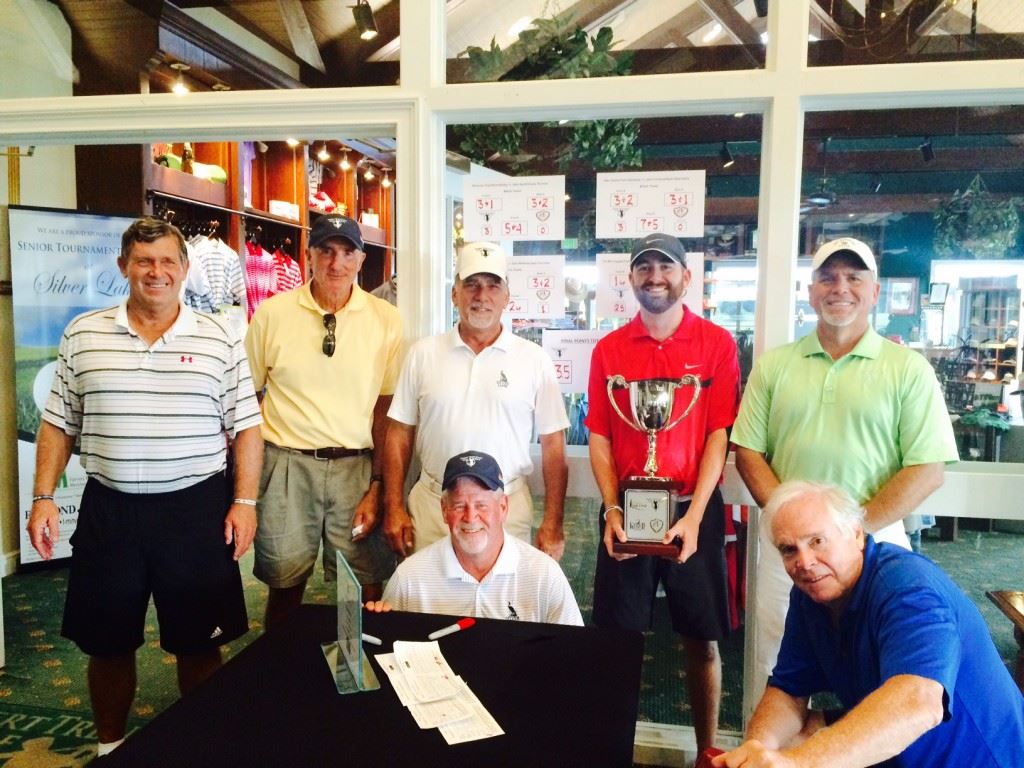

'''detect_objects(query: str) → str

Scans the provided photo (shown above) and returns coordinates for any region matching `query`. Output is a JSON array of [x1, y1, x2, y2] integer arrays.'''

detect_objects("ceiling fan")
[[800, 137, 837, 212]]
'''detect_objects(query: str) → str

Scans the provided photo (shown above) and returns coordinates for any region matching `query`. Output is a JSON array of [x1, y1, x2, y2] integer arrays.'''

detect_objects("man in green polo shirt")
[[731, 236, 958, 697]]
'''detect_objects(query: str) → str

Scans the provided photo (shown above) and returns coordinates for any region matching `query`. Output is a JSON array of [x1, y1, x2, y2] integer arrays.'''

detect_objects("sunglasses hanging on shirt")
[[322, 313, 336, 357]]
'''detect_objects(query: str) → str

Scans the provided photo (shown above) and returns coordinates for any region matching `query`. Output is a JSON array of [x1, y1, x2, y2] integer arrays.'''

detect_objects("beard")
[[452, 525, 491, 555], [633, 282, 684, 314], [816, 303, 860, 328]]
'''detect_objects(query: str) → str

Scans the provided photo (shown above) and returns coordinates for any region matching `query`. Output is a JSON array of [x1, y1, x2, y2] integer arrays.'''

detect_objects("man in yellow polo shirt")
[[731, 237, 958, 696], [246, 214, 402, 627]]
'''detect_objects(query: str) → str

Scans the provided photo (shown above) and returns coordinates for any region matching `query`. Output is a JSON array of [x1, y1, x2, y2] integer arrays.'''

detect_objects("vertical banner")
[[595, 170, 706, 239], [507, 254, 565, 320], [463, 176, 566, 242], [542, 330, 607, 394], [10, 207, 133, 564]]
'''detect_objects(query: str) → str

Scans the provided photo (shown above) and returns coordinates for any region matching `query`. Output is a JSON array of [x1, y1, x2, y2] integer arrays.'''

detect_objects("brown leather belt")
[[294, 447, 371, 460]]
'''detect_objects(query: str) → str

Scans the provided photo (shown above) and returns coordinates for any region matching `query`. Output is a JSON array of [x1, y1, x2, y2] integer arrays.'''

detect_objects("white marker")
[[361, 632, 382, 646], [427, 617, 476, 641]]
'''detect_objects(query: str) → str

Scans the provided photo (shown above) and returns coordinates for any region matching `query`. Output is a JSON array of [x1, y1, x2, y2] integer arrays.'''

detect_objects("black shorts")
[[61, 473, 248, 657], [592, 487, 731, 642]]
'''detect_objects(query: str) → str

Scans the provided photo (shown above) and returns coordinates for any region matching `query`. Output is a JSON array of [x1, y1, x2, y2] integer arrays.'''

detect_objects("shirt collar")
[[447, 323, 513, 353], [844, 533, 878, 617], [114, 299, 197, 339], [798, 326, 882, 360], [441, 530, 518, 583], [299, 281, 368, 315]]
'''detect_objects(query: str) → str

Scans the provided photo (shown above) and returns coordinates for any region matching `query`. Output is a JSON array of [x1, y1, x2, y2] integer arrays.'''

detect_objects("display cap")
[[629, 233, 687, 268], [457, 242, 507, 281], [811, 237, 878, 276], [442, 450, 505, 492], [309, 215, 364, 252]]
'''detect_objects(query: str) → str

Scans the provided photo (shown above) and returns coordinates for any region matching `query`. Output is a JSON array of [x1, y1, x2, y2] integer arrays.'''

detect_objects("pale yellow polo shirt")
[[245, 282, 402, 450]]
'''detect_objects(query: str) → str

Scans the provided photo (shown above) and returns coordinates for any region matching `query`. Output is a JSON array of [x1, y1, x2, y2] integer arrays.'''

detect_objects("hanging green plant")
[[454, 13, 639, 174], [456, 123, 532, 169], [933, 174, 1021, 259], [555, 119, 643, 173]]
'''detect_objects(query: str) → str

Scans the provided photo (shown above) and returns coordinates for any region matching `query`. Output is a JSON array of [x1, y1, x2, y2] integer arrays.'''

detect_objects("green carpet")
[[0, 510, 1019, 766]]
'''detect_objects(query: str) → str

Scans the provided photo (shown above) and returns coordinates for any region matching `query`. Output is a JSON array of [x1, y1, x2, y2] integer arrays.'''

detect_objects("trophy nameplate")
[[607, 374, 701, 557]]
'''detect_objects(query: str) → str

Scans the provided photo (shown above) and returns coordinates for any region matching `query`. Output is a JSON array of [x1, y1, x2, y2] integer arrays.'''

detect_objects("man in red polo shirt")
[[587, 233, 740, 752]]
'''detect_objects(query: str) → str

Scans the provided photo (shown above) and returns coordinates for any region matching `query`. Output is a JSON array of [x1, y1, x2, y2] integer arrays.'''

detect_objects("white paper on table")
[[392, 640, 457, 676], [392, 641, 462, 702], [374, 652, 413, 706], [438, 681, 505, 745], [408, 694, 474, 729], [405, 672, 462, 703]]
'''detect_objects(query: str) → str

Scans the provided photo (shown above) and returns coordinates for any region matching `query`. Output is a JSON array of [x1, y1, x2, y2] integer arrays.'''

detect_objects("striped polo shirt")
[[43, 300, 262, 494]]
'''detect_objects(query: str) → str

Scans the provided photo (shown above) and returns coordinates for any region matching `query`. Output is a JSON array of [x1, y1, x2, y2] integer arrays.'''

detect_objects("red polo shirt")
[[586, 309, 739, 493]]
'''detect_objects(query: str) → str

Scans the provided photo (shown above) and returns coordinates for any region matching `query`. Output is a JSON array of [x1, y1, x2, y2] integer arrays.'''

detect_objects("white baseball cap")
[[811, 237, 878, 276], [457, 242, 508, 281]]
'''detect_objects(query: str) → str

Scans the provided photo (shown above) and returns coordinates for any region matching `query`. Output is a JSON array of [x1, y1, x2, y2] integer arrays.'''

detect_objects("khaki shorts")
[[254, 443, 395, 588]]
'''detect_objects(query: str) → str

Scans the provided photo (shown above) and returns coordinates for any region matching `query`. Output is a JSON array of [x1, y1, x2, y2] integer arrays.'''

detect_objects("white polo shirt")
[[387, 326, 569, 483], [382, 533, 583, 626], [43, 300, 262, 494]]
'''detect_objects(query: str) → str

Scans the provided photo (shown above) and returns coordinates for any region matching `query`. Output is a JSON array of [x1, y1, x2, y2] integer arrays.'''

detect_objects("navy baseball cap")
[[629, 233, 686, 268], [309, 214, 364, 251], [442, 451, 504, 492]]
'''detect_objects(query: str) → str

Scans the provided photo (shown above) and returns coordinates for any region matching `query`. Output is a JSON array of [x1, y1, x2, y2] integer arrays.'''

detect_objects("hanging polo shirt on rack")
[[191, 235, 247, 311], [182, 240, 215, 313], [244, 241, 277, 320], [273, 249, 303, 293]]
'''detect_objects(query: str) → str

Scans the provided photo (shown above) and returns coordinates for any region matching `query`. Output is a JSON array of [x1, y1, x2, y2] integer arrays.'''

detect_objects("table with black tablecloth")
[[103, 604, 644, 767]]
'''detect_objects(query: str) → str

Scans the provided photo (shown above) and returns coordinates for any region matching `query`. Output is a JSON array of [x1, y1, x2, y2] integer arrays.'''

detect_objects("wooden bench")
[[985, 590, 1024, 695]]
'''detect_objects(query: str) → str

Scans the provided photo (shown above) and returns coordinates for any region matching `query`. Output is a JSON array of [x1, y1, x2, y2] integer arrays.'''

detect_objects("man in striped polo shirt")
[[27, 216, 264, 759], [367, 451, 582, 626]]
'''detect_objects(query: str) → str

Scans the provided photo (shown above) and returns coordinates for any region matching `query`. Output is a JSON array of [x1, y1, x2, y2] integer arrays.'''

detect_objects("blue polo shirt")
[[770, 536, 1024, 767]]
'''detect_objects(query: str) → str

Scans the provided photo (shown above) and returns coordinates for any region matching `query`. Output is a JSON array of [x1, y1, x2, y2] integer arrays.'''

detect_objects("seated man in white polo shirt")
[[367, 451, 582, 626]]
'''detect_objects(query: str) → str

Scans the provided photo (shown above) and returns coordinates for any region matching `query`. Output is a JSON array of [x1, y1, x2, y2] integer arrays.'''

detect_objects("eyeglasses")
[[322, 313, 336, 357]]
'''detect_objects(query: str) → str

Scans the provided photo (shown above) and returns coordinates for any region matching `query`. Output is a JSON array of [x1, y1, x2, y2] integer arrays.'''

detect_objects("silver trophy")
[[606, 374, 701, 554]]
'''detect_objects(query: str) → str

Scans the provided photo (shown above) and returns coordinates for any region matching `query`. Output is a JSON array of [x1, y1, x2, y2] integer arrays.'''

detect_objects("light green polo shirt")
[[732, 327, 959, 505]]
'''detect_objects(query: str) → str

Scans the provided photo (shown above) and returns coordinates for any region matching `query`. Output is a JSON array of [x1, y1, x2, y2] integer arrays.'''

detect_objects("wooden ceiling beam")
[[698, 0, 761, 47], [276, 0, 326, 73]]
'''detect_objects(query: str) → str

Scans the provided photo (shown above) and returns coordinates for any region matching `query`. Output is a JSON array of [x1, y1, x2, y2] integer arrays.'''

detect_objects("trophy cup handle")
[[661, 374, 702, 432], [607, 375, 644, 432]]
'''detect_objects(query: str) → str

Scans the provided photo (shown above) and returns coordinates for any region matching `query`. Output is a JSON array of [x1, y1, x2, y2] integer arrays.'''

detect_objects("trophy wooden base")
[[611, 477, 683, 557], [612, 539, 682, 557]]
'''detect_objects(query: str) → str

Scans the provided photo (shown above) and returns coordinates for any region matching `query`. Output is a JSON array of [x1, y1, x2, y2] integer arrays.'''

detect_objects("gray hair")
[[761, 480, 865, 544], [120, 216, 188, 265]]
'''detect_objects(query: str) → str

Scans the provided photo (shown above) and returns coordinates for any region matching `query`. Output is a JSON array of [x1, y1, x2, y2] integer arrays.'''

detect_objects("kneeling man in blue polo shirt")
[[715, 480, 1024, 768]]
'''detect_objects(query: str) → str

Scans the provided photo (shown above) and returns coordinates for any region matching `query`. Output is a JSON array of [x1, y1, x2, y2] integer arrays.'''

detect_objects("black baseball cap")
[[309, 215, 364, 251], [629, 233, 686, 268], [442, 451, 504, 492]]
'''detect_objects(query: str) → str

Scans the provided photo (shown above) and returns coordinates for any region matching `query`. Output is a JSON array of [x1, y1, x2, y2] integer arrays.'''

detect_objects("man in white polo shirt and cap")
[[382, 242, 570, 560], [368, 450, 582, 626]]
